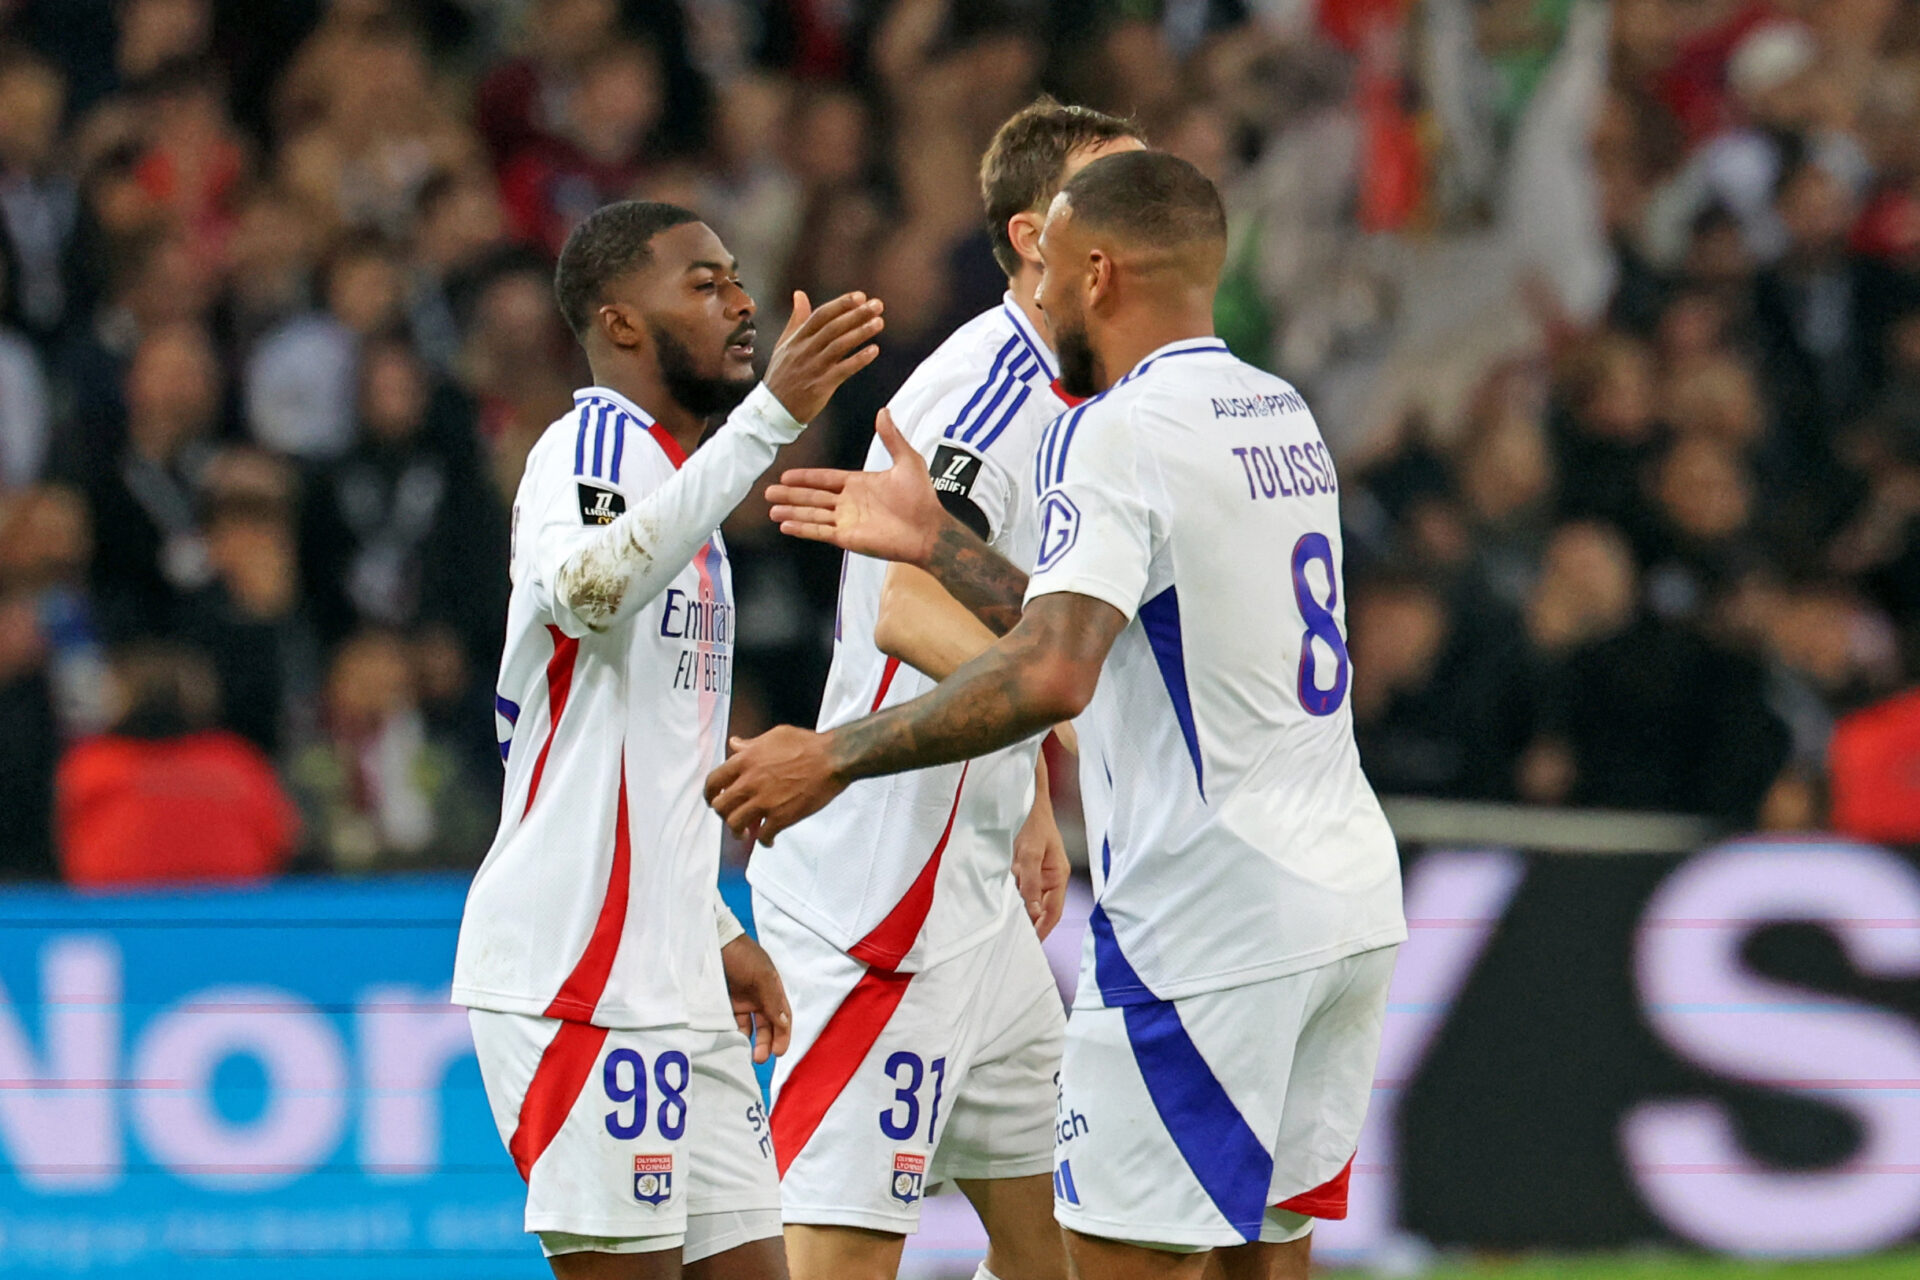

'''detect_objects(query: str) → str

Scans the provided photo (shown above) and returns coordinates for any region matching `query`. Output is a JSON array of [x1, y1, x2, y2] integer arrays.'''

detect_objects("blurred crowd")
[[0, 0, 1916, 887]]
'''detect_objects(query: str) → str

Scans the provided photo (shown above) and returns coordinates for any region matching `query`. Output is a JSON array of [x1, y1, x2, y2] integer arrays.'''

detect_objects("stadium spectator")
[[298, 332, 506, 670], [497, 41, 665, 255], [473, 0, 623, 166], [245, 229, 406, 459], [55, 640, 298, 887], [83, 321, 224, 637], [176, 453, 319, 758], [0, 48, 77, 340], [0, 232, 49, 487], [289, 627, 487, 870]]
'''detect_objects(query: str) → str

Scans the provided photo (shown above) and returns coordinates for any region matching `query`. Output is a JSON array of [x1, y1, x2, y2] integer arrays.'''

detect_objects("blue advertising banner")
[[0, 873, 755, 1279]]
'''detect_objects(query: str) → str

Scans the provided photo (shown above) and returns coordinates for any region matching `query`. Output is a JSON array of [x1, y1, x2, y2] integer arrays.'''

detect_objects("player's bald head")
[[1050, 150, 1226, 275]]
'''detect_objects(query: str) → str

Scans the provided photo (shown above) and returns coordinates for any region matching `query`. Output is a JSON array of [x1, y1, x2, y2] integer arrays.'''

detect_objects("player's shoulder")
[[524, 389, 672, 493], [1121, 339, 1311, 425], [891, 300, 1055, 448]]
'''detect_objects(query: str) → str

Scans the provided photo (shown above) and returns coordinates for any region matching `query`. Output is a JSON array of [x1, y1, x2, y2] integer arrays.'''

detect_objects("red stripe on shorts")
[[1275, 1154, 1353, 1219], [769, 966, 914, 1178], [508, 1019, 610, 1181], [847, 762, 969, 970], [522, 625, 580, 817], [543, 761, 631, 1021]]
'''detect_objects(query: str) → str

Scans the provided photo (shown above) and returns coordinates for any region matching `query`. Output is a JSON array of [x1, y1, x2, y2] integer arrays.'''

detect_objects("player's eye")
[[694, 280, 717, 292]]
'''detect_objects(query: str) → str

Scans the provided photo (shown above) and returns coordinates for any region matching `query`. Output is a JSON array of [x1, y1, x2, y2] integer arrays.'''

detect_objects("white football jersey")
[[1025, 338, 1406, 1009], [453, 385, 774, 1032], [748, 296, 1073, 971]]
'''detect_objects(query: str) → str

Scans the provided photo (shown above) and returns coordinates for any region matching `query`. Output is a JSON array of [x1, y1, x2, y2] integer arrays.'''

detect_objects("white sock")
[[972, 1265, 1003, 1280]]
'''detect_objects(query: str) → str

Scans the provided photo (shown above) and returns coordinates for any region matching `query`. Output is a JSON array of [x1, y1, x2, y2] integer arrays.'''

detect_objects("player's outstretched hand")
[[720, 932, 792, 1063], [761, 290, 885, 423], [706, 726, 847, 849], [767, 408, 948, 565]]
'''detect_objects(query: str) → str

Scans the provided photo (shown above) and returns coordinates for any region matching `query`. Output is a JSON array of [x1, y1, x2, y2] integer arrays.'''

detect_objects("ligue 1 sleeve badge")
[[634, 1154, 673, 1204], [890, 1152, 925, 1205]]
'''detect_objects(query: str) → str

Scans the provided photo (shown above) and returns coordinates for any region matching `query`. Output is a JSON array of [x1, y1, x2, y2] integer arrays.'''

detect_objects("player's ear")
[[598, 301, 647, 351], [1007, 211, 1046, 269], [1086, 250, 1113, 309]]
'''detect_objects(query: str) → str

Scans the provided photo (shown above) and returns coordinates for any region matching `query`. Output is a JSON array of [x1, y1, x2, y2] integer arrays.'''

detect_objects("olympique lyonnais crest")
[[633, 1154, 673, 1204], [890, 1152, 925, 1205]]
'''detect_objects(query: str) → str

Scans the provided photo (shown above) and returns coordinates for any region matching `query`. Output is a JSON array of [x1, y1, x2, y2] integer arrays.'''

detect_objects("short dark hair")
[[1057, 150, 1227, 251], [980, 96, 1138, 278], [554, 201, 702, 341]]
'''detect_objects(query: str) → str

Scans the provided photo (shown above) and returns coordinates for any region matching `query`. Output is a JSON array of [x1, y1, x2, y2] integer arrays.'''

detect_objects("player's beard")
[[650, 322, 756, 419], [1054, 320, 1099, 399]]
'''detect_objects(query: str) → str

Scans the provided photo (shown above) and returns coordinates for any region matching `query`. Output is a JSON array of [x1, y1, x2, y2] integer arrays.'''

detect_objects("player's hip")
[[754, 895, 1064, 1229], [1052, 944, 1399, 1249], [467, 1010, 781, 1242]]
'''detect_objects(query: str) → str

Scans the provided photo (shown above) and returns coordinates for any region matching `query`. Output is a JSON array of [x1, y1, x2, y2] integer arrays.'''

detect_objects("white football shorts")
[[754, 891, 1065, 1232], [467, 1010, 782, 1259], [1053, 943, 1398, 1251]]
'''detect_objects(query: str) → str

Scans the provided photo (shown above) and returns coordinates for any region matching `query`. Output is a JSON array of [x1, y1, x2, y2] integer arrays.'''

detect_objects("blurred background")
[[0, 0, 1918, 1275]]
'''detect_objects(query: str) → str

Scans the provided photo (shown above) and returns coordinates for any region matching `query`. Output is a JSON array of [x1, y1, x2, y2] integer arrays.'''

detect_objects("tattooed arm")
[[705, 592, 1125, 845], [768, 407, 1029, 634]]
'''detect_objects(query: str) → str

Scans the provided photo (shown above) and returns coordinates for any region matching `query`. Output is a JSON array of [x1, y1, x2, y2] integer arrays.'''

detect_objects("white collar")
[[1000, 292, 1059, 380], [573, 385, 658, 427]]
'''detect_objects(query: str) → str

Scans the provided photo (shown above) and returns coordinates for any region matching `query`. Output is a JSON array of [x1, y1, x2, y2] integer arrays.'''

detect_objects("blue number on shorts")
[[655, 1050, 690, 1140], [1291, 532, 1350, 716], [879, 1052, 922, 1140], [926, 1057, 947, 1142], [603, 1048, 647, 1139]]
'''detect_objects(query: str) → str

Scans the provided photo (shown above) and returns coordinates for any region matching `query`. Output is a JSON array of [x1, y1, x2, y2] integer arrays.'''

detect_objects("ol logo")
[[634, 1154, 674, 1204], [1035, 492, 1081, 570], [890, 1152, 926, 1205]]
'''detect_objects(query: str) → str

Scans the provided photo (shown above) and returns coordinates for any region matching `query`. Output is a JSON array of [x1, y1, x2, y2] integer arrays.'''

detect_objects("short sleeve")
[[890, 381, 1022, 548], [518, 431, 644, 637], [1023, 400, 1153, 621]]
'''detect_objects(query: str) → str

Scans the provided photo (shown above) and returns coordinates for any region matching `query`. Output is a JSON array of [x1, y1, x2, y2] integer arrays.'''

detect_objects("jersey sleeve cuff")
[[1024, 575, 1142, 624], [733, 381, 806, 443], [715, 897, 748, 949]]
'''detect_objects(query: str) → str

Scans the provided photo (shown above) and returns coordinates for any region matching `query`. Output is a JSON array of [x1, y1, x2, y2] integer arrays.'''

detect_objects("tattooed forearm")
[[828, 629, 1060, 780], [824, 593, 1125, 781], [924, 518, 1030, 636]]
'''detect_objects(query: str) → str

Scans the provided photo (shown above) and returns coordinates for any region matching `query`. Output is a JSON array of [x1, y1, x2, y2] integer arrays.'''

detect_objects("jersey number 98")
[[1291, 532, 1350, 716], [604, 1048, 691, 1140]]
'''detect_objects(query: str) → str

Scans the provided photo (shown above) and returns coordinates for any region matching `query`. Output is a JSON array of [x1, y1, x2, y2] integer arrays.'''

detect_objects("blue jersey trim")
[[610, 410, 627, 483], [1139, 586, 1205, 798], [1002, 297, 1058, 380], [960, 358, 1029, 443], [974, 383, 1031, 452], [494, 694, 521, 763], [1089, 904, 1273, 1240], [573, 406, 588, 475], [592, 403, 611, 478], [944, 337, 1019, 439]]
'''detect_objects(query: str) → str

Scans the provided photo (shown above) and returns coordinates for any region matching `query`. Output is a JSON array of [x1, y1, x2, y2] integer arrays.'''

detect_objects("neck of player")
[[594, 365, 709, 456], [1009, 267, 1048, 352], [1097, 286, 1218, 392]]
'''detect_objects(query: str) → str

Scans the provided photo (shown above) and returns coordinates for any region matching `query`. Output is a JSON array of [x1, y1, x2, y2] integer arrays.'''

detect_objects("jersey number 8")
[[1291, 532, 1350, 716]]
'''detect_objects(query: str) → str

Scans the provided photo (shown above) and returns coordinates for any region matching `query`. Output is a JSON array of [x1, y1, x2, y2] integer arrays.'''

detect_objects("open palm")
[[766, 409, 948, 567]]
